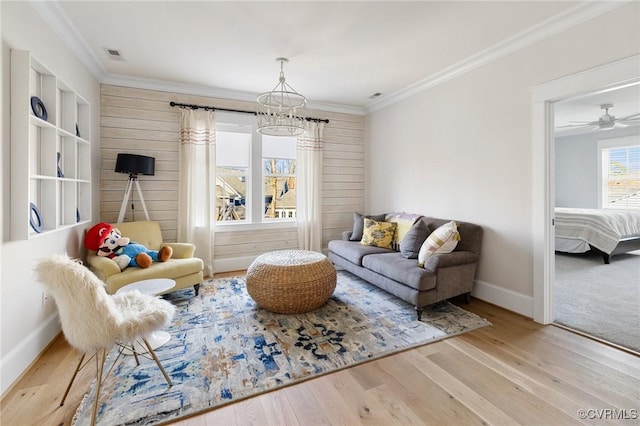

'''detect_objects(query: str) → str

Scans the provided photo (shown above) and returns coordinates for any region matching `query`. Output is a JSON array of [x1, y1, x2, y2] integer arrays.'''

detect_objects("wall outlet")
[[42, 291, 49, 307]]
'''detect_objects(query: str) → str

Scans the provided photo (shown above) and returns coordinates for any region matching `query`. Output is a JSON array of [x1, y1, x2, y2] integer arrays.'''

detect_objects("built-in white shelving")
[[11, 49, 91, 240]]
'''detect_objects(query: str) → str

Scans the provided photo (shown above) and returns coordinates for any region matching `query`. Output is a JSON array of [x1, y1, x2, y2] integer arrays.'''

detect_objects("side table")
[[116, 278, 176, 354]]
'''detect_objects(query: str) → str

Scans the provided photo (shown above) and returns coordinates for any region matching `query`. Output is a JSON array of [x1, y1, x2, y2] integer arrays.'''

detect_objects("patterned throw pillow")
[[417, 221, 461, 267], [350, 212, 386, 241], [360, 218, 397, 249]]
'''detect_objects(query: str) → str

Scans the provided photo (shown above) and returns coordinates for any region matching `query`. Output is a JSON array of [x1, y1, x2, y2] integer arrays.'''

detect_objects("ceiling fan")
[[557, 103, 640, 131]]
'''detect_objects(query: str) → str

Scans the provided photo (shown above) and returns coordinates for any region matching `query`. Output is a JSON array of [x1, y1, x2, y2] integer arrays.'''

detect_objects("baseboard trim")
[[0, 312, 61, 396], [213, 256, 256, 274], [472, 280, 533, 319]]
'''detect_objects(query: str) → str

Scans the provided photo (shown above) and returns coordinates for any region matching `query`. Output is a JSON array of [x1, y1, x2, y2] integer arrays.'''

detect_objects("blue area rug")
[[73, 270, 490, 425]]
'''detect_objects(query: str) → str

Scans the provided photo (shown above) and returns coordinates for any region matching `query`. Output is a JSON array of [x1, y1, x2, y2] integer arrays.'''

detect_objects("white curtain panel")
[[178, 109, 216, 276], [296, 121, 325, 252]]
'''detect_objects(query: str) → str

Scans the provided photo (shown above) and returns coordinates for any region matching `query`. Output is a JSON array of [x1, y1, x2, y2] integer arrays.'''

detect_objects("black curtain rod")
[[169, 101, 329, 124]]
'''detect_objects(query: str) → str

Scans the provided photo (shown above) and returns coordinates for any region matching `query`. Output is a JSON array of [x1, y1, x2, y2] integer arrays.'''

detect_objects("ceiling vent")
[[103, 47, 125, 61]]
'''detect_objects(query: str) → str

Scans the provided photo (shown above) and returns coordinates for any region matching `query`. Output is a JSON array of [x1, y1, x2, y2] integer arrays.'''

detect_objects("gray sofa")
[[328, 216, 483, 319]]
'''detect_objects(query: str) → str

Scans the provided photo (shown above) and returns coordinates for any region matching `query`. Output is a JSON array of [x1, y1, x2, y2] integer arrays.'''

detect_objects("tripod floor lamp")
[[115, 153, 155, 223]]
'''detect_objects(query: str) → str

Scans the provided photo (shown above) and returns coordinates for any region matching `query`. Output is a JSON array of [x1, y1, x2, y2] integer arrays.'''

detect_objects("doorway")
[[531, 55, 640, 326], [552, 86, 640, 352]]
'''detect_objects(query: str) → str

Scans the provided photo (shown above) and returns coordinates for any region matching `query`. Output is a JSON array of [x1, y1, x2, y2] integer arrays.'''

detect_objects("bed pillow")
[[400, 220, 430, 259], [360, 218, 397, 249], [418, 221, 461, 267], [350, 212, 386, 241]]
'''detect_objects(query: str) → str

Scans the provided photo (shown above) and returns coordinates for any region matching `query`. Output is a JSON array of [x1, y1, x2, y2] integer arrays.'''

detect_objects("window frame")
[[215, 123, 252, 223], [262, 135, 297, 222], [597, 135, 640, 210], [214, 112, 297, 231]]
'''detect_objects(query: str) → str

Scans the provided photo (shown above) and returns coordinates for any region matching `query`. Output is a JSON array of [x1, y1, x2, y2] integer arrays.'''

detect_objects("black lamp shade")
[[115, 153, 155, 176]]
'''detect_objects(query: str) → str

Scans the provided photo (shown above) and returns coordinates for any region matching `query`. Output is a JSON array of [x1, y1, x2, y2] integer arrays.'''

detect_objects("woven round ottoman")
[[246, 250, 337, 314]]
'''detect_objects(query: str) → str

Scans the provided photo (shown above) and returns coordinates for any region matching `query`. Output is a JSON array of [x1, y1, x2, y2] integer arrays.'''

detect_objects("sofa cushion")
[[104, 258, 204, 291], [328, 240, 393, 266], [361, 218, 397, 249], [350, 212, 386, 241], [362, 252, 436, 291], [418, 220, 460, 267], [112, 220, 164, 250], [400, 220, 430, 259], [421, 217, 482, 255]]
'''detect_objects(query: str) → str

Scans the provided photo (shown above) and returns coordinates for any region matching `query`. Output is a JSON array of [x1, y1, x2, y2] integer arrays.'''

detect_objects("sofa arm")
[[85, 254, 121, 281], [342, 231, 353, 241], [164, 242, 196, 259], [423, 251, 478, 272]]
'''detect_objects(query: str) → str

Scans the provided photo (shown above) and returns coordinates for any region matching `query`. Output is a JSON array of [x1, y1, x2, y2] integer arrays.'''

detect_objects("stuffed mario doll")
[[84, 222, 172, 271]]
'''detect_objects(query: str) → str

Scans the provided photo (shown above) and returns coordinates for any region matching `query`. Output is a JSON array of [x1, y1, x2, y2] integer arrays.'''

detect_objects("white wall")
[[555, 126, 640, 208], [365, 2, 640, 316], [1, 2, 100, 395]]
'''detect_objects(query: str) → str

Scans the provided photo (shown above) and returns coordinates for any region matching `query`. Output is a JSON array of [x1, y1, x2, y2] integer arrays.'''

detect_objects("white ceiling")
[[38, 1, 638, 120], [554, 83, 640, 135]]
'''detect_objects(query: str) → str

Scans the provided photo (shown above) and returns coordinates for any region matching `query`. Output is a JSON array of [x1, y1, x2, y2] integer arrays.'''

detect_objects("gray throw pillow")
[[400, 220, 430, 259], [350, 212, 386, 241]]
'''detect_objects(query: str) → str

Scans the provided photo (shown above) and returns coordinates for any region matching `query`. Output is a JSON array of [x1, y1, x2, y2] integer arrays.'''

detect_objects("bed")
[[554, 207, 640, 264]]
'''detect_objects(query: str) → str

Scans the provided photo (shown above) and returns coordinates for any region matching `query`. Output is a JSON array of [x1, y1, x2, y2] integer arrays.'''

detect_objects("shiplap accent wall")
[[100, 85, 364, 272]]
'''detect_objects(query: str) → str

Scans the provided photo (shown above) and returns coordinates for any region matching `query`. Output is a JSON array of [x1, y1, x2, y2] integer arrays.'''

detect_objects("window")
[[598, 136, 640, 210], [215, 113, 297, 225], [216, 129, 250, 221], [263, 135, 297, 220]]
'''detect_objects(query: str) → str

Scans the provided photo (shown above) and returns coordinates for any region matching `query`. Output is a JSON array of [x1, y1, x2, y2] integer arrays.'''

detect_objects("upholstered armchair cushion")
[[85, 220, 204, 295], [115, 221, 164, 250]]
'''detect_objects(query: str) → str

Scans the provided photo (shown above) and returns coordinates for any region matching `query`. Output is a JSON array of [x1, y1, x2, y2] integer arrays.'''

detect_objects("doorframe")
[[532, 55, 640, 324]]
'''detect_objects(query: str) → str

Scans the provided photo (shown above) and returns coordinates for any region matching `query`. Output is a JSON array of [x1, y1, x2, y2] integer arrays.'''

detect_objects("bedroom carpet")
[[72, 270, 489, 425], [554, 250, 640, 353]]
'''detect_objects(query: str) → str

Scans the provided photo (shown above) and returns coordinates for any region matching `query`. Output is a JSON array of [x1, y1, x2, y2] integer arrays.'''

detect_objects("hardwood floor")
[[2, 282, 638, 426]]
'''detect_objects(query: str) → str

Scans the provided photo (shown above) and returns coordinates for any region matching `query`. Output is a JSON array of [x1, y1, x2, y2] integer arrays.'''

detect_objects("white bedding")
[[554, 207, 640, 254]]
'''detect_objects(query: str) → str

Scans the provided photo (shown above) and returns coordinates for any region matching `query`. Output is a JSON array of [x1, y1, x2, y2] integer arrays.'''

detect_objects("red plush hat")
[[84, 222, 114, 251]]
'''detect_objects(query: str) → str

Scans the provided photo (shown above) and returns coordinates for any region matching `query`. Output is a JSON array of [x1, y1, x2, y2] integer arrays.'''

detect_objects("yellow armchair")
[[85, 220, 204, 295]]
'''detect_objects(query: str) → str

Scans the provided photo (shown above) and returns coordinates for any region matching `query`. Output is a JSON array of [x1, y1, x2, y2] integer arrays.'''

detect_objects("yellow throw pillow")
[[360, 218, 397, 249], [386, 212, 422, 246], [418, 221, 461, 267]]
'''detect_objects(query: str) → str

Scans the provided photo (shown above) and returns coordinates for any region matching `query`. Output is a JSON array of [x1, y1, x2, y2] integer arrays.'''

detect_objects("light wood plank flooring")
[[2, 276, 638, 425]]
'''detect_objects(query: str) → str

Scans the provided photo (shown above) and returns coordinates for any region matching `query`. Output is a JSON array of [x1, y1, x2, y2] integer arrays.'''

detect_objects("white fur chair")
[[35, 254, 176, 426]]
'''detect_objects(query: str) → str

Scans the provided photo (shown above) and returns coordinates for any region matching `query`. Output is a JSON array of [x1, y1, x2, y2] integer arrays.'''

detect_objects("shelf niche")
[[11, 49, 92, 240]]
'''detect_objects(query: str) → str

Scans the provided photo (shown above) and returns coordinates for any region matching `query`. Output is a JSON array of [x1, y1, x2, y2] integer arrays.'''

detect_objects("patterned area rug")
[[73, 270, 490, 425]]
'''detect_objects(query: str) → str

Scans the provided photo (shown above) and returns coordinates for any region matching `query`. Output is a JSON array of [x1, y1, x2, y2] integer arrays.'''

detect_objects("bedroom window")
[[598, 137, 640, 210], [215, 113, 297, 226]]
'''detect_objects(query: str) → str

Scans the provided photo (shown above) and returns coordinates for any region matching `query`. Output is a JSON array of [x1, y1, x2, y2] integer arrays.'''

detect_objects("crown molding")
[[103, 74, 365, 115], [307, 100, 365, 116], [29, 0, 108, 81], [365, 0, 633, 114], [103, 73, 262, 104], [33, 0, 628, 117], [30, 0, 364, 116]]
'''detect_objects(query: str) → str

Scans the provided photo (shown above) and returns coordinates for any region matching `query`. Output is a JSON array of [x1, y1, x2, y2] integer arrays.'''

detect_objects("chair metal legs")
[[142, 338, 173, 386], [60, 353, 87, 407], [90, 349, 107, 426], [59, 340, 172, 425]]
